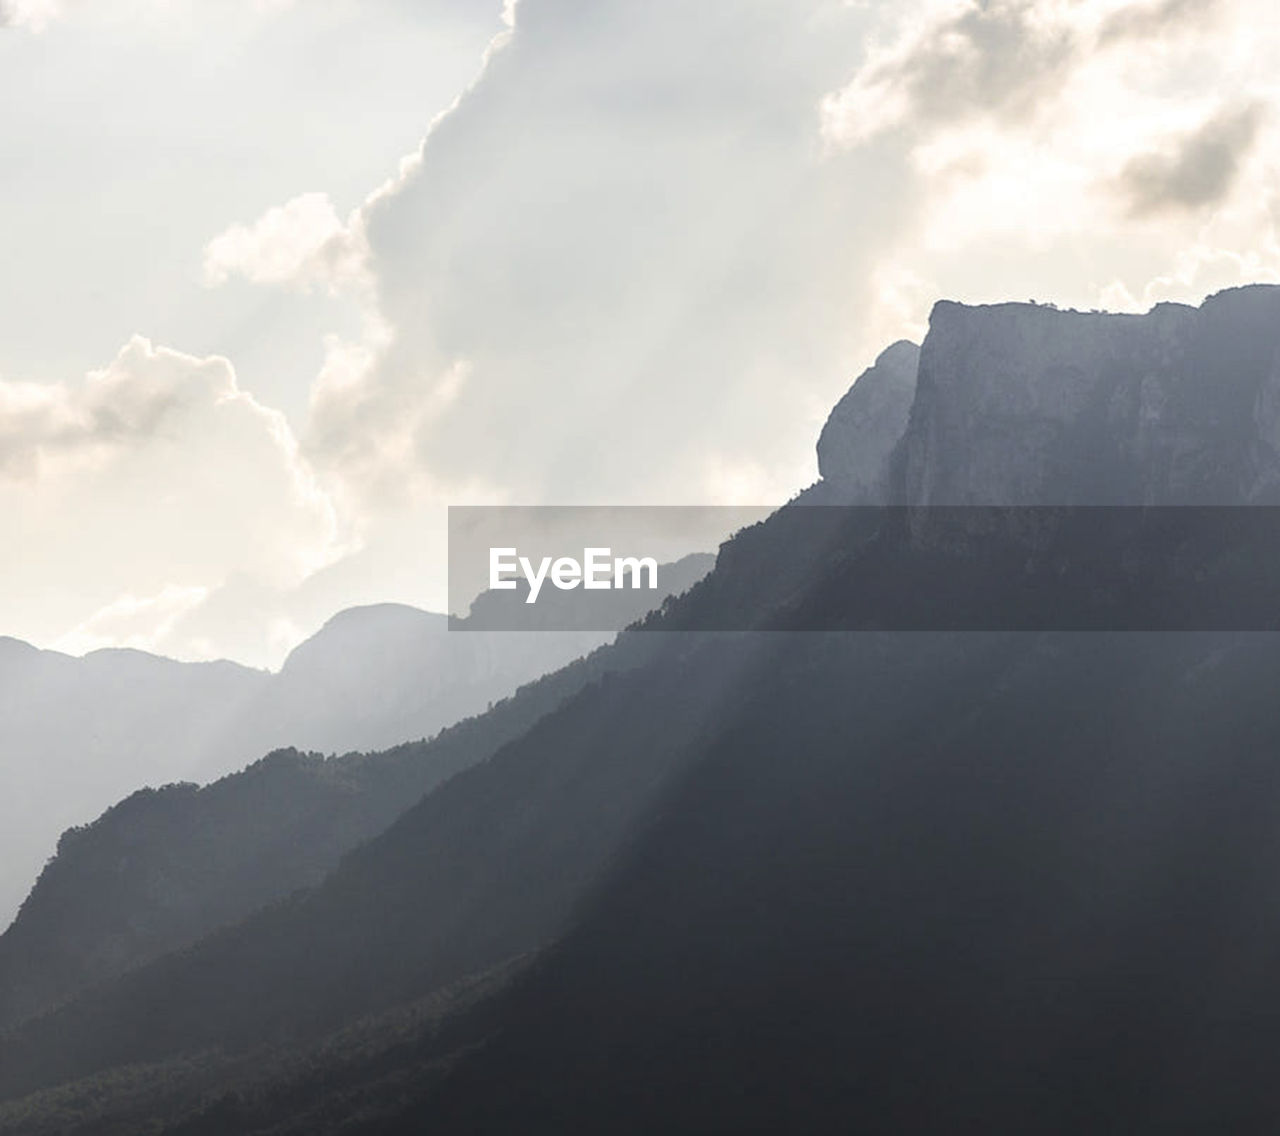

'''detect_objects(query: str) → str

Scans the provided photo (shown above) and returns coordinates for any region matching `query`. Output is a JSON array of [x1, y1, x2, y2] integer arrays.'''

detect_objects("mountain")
[[0, 642, 266, 931], [6, 287, 1280, 1132], [814, 337, 918, 502], [0, 657, 594, 1034], [899, 287, 1280, 505], [408, 629, 1280, 1135], [187, 605, 610, 782], [0, 557, 712, 1030], [0, 601, 620, 932]]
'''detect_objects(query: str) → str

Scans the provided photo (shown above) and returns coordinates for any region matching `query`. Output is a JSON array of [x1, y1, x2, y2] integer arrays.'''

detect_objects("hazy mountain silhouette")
[[7, 288, 1280, 1132], [0, 558, 711, 1030], [188, 605, 609, 782], [0, 607, 589, 936], [0, 642, 265, 931]]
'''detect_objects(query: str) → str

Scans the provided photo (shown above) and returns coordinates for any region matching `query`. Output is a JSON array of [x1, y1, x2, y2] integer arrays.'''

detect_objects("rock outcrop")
[[814, 339, 919, 502], [895, 286, 1280, 505]]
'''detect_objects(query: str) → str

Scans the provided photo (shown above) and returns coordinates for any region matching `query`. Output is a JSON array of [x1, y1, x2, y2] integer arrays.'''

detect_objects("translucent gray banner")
[[448, 505, 1280, 632]]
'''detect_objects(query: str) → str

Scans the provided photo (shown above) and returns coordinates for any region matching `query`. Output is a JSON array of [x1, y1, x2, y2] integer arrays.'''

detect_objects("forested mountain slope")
[[7, 288, 1280, 1132]]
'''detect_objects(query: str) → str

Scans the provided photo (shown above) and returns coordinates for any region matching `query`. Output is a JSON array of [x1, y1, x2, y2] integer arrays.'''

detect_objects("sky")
[[1, 0, 1277, 667]]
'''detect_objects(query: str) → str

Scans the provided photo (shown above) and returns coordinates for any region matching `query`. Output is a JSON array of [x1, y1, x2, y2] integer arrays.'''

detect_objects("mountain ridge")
[[6, 286, 1280, 1130], [898, 285, 1280, 505], [0, 558, 712, 1030]]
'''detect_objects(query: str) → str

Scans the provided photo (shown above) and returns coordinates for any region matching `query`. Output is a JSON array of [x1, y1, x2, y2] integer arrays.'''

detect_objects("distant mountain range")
[[6, 288, 1280, 1133], [0, 636, 660, 1033], [0, 555, 711, 942], [0, 640, 263, 931]]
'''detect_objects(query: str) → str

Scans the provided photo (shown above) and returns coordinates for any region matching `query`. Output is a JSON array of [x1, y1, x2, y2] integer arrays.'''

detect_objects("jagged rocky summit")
[[813, 284, 1280, 509]]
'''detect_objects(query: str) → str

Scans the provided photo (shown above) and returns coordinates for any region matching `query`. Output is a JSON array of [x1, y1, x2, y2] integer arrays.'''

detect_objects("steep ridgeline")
[[9, 288, 1280, 1134], [0, 559, 711, 1033]]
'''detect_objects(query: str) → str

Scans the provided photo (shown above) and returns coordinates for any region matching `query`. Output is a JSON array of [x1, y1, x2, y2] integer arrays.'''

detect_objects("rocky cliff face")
[[894, 285, 1280, 505], [814, 339, 919, 502]]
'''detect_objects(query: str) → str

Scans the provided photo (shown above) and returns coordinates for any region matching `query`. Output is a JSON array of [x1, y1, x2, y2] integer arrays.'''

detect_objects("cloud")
[[295, 0, 910, 512], [0, 0, 60, 30], [822, 0, 1080, 147], [0, 0, 329, 31], [12, 0, 1275, 669], [811, 0, 1279, 322], [222, 0, 1274, 530], [1097, 0, 1225, 45], [202, 192, 369, 293], [0, 339, 344, 665], [0, 338, 229, 479], [53, 585, 211, 657], [1117, 102, 1267, 216], [822, 0, 1234, 149]]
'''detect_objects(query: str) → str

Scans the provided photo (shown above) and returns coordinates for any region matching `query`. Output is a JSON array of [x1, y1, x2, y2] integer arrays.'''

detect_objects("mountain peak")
[[815, 338, 919, 502], [0, 637, 38, 660], [898, 284, 1280, 506]]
